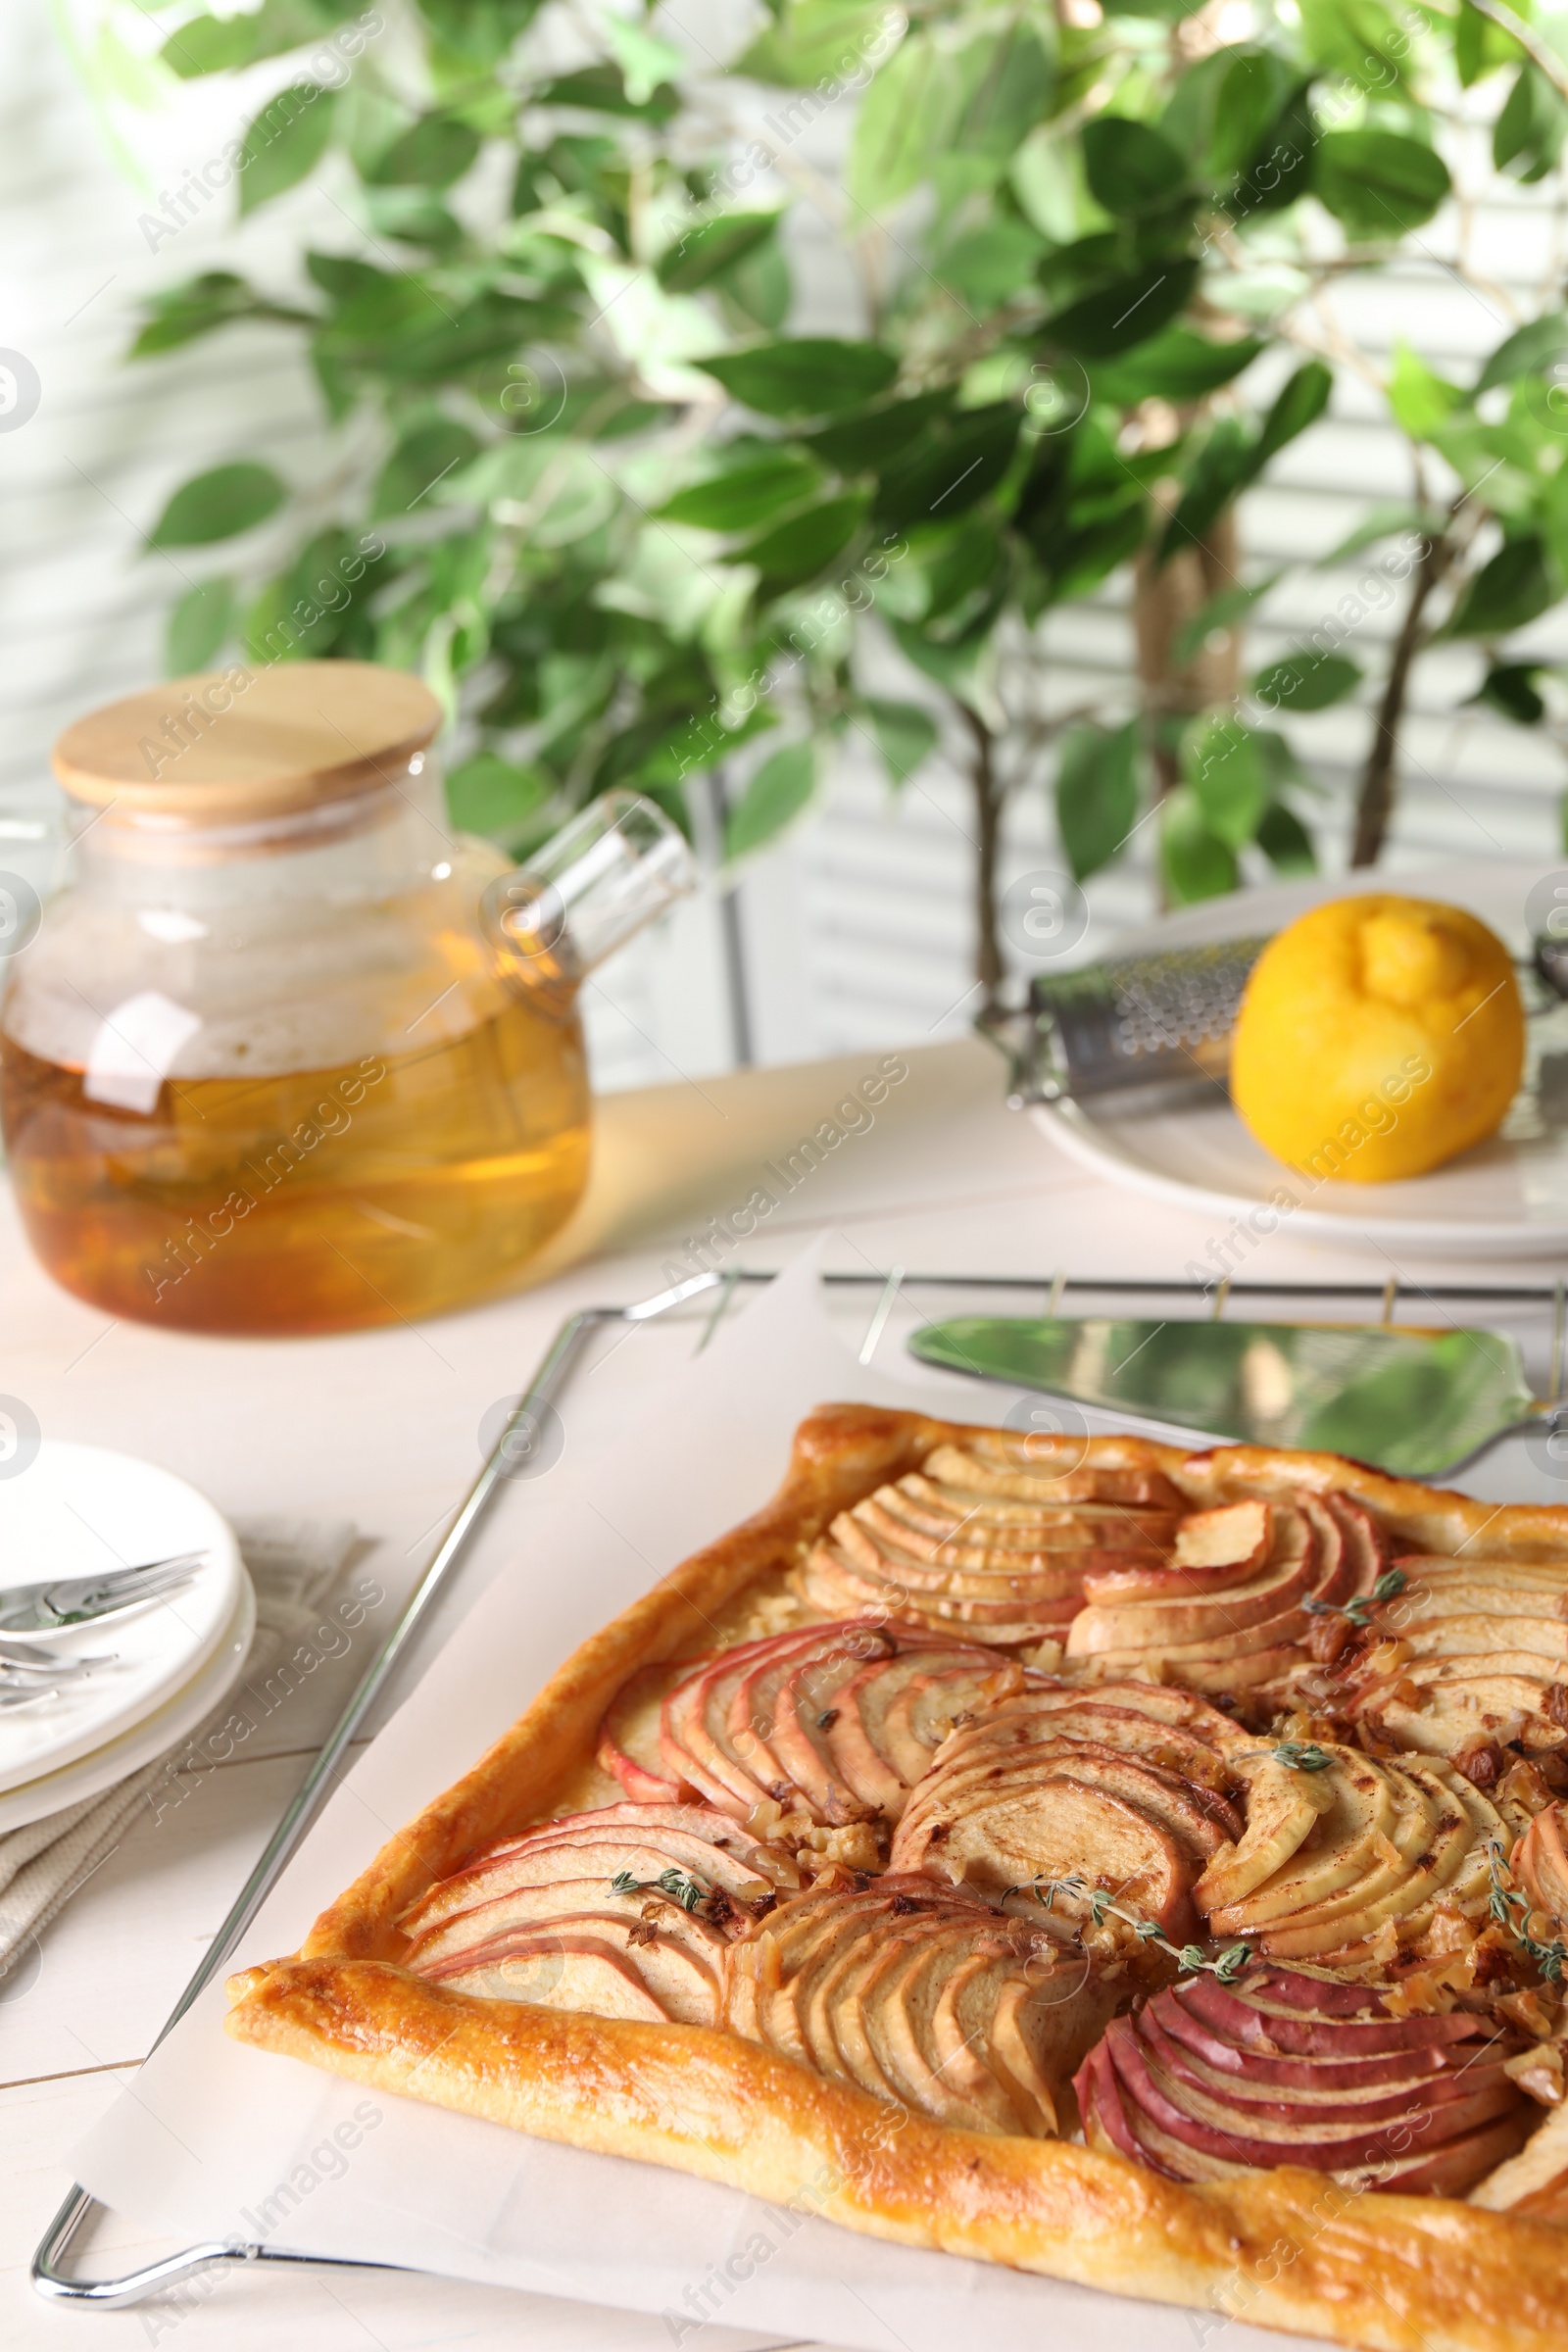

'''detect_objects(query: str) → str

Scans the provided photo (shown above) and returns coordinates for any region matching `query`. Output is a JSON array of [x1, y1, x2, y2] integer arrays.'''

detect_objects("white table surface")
[[5, 1034, 1564, 2352]]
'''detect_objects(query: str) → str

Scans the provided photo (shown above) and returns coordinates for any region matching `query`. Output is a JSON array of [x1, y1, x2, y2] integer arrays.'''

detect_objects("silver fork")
[[0, 1684, 62, 1711], [0, 1551, 209, 1636], [0, 1638, 115, 1682]]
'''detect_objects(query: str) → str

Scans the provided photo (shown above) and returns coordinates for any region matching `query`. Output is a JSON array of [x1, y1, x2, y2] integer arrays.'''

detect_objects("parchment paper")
[[73, 1251, 1311, 2352]]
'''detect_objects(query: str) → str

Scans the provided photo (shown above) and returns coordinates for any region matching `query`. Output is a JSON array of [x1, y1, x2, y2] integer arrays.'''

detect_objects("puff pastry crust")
[[226, 1405, 1568, 2351]]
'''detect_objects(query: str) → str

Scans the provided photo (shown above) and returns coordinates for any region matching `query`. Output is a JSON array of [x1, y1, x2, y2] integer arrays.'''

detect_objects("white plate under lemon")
[[1037, 858, 1568, 1259]]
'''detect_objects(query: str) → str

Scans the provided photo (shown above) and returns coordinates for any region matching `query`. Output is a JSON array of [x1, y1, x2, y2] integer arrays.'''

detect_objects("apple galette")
[[226, 1406, 1568, 2351]]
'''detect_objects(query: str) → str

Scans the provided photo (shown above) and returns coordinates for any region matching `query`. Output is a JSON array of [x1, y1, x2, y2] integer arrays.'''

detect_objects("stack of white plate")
[[0, 1443, 254, 1834]]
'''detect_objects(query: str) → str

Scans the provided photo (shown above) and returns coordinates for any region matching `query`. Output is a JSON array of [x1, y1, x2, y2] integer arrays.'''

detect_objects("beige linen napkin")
[[0, 1515, 359, 1980]]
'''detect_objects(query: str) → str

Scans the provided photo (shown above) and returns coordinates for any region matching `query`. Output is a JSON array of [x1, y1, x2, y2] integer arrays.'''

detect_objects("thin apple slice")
[[1205, 1749, 1396, 1933], [1008, 1679, 1251, 1757], [823, 1646, 999, 1812], [1067, 1504, 1314, 1652], [912, 1737, 1233, 1868], [894, 1769, 1194, 1936], [768, 1644, 893, 1817], [726, 1624, 894, 1804], [597, 1661, 692, 1803], [1194, 1755, 1337, 1915], [920, 1444, 1183, 1510], [429, 1935, 671, 2019], [1136, 2003, 1506, 2126], [1516, 1800, 1568, 1925], [822, 1921, 945, 2109], [876, 1933, 1020, 2133], [401, 1832, 772, 1941], [1172, 1968, 1479, 2056], [873, 1660, 1029, 1784], [937, 1697, 1242, 1809], [404, 1874, 732, 1970]]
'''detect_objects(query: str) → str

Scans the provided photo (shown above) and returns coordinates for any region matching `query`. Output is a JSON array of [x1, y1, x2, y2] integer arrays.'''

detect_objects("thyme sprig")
[[1002, 1871, 1253, 1983], [1486, 1840, 1568, 1984], [610, 1866, 707, 1912], [1302, 1568, 1407, 1629], [1271, 1740, 1335, 1772]]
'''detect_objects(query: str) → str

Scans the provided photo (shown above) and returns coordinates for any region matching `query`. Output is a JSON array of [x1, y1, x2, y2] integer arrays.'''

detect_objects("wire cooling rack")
[[31, 1261, 1568, 2310]]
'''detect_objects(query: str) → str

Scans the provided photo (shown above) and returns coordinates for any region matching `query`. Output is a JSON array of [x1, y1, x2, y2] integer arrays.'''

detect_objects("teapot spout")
[[480, 790, 697, 1013]]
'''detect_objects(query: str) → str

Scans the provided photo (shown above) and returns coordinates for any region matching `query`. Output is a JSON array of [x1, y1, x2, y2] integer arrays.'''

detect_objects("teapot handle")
[[480, 790, 697, 1011]]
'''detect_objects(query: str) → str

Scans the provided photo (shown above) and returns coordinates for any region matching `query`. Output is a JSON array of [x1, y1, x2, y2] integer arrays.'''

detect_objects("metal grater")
[[984, 937, 1270, 1106]]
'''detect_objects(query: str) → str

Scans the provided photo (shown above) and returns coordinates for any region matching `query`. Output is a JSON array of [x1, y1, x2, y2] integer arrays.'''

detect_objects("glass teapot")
[[0, 661, 694, 1336]]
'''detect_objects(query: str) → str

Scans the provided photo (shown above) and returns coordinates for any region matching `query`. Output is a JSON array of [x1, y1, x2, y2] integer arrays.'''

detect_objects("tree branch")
[[1465, 0, 1568, 104]]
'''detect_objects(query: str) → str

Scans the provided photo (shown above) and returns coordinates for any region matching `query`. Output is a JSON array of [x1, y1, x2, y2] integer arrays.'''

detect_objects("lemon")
[[1230, 895, 1523, 1183]]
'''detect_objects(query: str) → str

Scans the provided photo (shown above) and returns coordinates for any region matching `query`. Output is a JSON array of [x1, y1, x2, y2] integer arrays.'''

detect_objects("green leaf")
[[1322, 503, 1438, 562], [601, 16, 686, 105], [1494, 64, 1568, 182], [1161, 785, 1238, 902], [1089, 327, 1263, 405], [372, 416, 481, 518], [1473, 662, 1546, 723], [1477, 312, 1568, 394], [368, 115, 482, 190], [445, 751, 552, 839], [1081, 117, 1188, 215], [238, 83, 336, 215], [150, 461, 286, 547], [1183, 710, 1271, 850], [1388, 341, 1462, 441], [737, 1, 895, 88], [165, 576, 235, 674], [1055, 720, 1140, 882], [948, 24, 1055, 161], [936, 221, 1045, 310], [1313, 129, 1450, 239], [534, 65, 677, 121], [848, 33, 957, 212], [1210, 52, 1300, 179], [862, 697, 938, 786], [1250, 650, 1362, 711], [1172, 575, 1281, 665], [802, 390, 954, 473], [718, 237, 792, 330], [726, 741, 816, 857], [737, 492, 867, 591], [873, 405, 1022, 531], [1447, 534, 1557, 635], [1047, 260, 1200, 358], [1256, 359, 1333, 463], [659, 453, 822, 531], [160, 13, 263, 76], [1257, 799, 1317, 875], [1298, 0, 1413, 90], [656, 211, 781, 294], [699, 338, 898, 417], [129, 271, 270, 359]]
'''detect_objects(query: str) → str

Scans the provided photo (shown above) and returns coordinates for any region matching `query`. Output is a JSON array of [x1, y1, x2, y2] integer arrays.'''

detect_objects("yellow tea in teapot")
[[1, 995, 589, 1335]]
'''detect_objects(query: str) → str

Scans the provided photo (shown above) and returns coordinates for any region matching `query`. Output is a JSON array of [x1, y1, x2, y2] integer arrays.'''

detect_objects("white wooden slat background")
[[4, 2, 1566, 1086]]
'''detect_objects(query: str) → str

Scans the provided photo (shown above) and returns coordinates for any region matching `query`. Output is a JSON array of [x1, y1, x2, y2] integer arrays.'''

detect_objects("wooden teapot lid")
[[53, 662, 442, 825]]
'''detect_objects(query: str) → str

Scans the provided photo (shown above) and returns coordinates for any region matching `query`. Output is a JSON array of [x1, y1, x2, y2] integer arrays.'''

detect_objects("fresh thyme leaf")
[[610, 1870, 639, 1896], [1486, 1838, 1566, 1981], [1273, 1740, 1333, 1772], [656, 1866, 705, 1911], [1372, 1568, 1408, 1603]]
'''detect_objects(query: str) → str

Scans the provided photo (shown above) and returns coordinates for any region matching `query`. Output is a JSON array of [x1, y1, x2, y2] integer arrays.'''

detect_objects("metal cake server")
[[908, 1310, 1562, 1479]]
